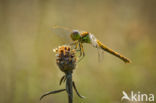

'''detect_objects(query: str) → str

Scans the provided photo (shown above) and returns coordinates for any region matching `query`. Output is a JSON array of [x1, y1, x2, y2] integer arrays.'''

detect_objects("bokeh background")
[[0, 0, 156, 103]]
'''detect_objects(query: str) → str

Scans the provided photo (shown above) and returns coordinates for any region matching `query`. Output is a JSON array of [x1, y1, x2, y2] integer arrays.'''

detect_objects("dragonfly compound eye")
[[54, 45, 77, 73], [70, 30, 81, 41]]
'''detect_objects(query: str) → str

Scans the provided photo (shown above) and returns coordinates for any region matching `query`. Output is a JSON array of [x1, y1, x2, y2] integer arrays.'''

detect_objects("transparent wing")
[[97, 45, 105, 62], [89, 34, 98, 47], [89, 34, 105, 62], [51, 26, 73, 43]]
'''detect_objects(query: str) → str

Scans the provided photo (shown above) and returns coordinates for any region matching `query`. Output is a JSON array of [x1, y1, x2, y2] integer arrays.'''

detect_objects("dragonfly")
[[52, 25, 131, 63]]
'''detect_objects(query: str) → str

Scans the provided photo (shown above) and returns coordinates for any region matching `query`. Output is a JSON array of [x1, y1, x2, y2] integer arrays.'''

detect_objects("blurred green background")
[[0, 0, 156, 103]]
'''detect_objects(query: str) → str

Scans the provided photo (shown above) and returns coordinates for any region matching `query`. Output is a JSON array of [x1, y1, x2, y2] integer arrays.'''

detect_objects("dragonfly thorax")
[[80, 32, 91, 43]]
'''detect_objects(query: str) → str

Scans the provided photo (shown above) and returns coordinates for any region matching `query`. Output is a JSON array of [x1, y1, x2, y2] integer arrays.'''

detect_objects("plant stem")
[[66, 72, 73, 103]]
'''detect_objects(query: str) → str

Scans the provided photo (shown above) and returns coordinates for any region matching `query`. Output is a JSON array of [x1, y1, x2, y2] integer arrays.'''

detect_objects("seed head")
[[53, 45, 77, 73]]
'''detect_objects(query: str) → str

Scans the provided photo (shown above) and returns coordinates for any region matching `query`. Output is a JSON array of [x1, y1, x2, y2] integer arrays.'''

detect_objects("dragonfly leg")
[[70, 42, 85, 62], [77, 43, 85, 62], [69, 41, 77, 46], [40, 89, 66, 100], [69, 41, 79, 49], [81, 43, 85, 57], [75, 44, 81, 52], [71, 41, 81, 53], [72, 81, 86, 98], [59, 75, 66, 85], [75, 42, 79, 49], [79, 42, 82, 57]]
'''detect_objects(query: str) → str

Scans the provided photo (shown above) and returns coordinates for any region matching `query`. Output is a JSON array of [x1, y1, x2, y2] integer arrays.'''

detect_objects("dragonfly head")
[[70, 30, 81, 41]]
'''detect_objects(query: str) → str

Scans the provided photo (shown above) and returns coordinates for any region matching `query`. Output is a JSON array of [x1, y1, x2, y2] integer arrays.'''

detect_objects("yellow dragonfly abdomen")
[[96, 40, 131, 63]]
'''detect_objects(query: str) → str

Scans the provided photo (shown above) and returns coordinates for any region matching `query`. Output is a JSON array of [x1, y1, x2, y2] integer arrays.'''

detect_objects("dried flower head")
[[53, 45, 77, 73]]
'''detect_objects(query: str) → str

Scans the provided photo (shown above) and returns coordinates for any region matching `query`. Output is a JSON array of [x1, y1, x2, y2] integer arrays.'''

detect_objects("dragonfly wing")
[[97, 46, 105, 62], [89, 34, 105, 62], [88, 33, 131, 63], [52, 26, 72, 43], [89, 34, 98, 47]]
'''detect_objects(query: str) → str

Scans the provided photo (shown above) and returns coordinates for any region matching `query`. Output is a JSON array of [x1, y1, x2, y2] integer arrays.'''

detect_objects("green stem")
[[66, 72, 73, 103]]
